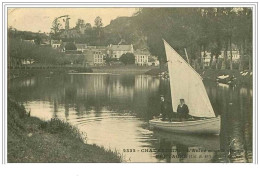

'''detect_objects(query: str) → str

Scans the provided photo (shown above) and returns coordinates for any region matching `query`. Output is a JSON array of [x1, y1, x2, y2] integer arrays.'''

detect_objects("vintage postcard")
[[6, 5, 254, 163]]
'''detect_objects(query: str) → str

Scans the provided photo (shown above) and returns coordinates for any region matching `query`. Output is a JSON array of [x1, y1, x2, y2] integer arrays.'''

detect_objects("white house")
[[201, 50, 241, 65], [83, 46, 107, 66], [21, 59, 35, 65], [51, 40, 62, 49], [23, 39, 35, 44], [75, 43, 88, 52], [201, 51, 212, 66], [226, 50, 240, 61], [109, 44, 134, 59], [148, 56, 160, 66], [93, 50, 105, 65], [134, 49, 149, 66]]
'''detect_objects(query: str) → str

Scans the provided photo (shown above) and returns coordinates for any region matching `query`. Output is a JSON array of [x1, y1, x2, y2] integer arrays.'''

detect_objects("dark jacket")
[[177, 104, 189, 118], [160, 100, 167, 114]]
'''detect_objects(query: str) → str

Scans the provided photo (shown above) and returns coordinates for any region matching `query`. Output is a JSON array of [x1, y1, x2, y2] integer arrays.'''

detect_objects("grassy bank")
[[8, 98, 121, 163], [92, 65, 158, 74]]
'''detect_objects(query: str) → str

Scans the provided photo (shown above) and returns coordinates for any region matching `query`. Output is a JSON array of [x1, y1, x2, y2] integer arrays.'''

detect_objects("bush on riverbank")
[[7, 98, 121, 163]]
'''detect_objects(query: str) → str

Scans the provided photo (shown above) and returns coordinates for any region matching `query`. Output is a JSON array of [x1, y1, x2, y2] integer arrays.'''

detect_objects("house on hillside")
[[21, 59, 35, 65], [75, 43, 88, 52], [134, 49, 149, 66], [51, 40, 62, 49], [148, 56, 160, 66], [226, 50, 240, 61], [23, 39, 35, 44], [83, 46, 107, 66], [201, 50, 240, 66], [201, 51, 212, 66], [108, 44, 134, 59], [134, 49, 160, 66], [40, 38, 50, 46]]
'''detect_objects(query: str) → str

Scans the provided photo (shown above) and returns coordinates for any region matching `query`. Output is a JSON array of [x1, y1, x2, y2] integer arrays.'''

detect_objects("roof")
[[75, 44, 87, 49], [87, 46, 107, 50], [51, 40, 62, 44], [109, 44, 132, 51], [134, 49, 150, 55], [65, 50, 82, 54], [83, 48, 107, 54]]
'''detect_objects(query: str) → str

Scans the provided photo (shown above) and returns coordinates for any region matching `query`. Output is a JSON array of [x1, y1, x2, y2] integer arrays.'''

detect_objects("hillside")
[[104, 16, 148, 49]]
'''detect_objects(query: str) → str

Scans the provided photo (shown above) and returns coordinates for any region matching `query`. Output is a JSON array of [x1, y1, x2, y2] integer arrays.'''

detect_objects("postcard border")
[[1, 1, 258, 164]]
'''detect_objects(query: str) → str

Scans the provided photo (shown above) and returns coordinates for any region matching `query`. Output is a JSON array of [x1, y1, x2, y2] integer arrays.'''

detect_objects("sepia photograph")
[[5, 5, 254, 163]]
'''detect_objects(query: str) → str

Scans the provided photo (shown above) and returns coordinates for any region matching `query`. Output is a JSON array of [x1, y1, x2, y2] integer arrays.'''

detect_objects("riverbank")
[[92, 65, 157, 74], [145, 67, 253, 86], [8, 65, 157, 80], [8, 67, 93, 80], [8, 98, 121, 163], [200, 69, 253, 86]]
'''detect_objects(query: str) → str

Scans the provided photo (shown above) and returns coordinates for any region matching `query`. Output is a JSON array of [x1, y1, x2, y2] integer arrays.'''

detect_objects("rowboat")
[[149, 40, 221, 135], [149, 116, 221, 135]]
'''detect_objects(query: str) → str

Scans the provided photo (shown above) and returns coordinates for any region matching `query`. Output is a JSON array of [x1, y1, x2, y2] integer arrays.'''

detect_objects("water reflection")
[[8, 74, 252, 162]]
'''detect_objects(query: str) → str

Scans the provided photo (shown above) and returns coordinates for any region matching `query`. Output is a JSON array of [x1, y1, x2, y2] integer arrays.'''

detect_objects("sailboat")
[[149, 40, 221, 135]]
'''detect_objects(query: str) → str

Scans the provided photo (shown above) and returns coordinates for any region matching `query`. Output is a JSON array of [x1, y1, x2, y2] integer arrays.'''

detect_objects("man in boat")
[[159, 95, 167, 121], [177, 99, 189, 121]]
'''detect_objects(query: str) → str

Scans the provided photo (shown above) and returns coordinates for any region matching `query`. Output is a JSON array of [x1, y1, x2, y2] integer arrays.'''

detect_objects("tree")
[[94, 16, 104, 45], [65, 42, 77, 50], [119, 53, 135, 65], [34, 34, 41, 45], [234, 8, 252, 71], [94, 16, 103, 28], [75, 19, 85, 31], [133, 7, 252, 70], [8, 37, 70, 66], [51, 18, 62, 38]]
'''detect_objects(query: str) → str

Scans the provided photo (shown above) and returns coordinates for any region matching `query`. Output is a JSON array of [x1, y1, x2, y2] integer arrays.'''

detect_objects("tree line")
[[8, 37, 84, 67], [133, 7, 252, 70], [51, 16, 106, 46], [50, 8, 252, 70], [8, 8, 252, 70]]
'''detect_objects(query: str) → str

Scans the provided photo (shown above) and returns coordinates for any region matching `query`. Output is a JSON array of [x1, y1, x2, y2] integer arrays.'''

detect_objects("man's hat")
[[180, 98, 184, 101]]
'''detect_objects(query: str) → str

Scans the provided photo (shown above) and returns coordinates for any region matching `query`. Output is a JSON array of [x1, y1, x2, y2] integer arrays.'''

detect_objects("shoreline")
[[8, 65, 157, 80], [8, 98, 121, 163], [145, 67, 253, 87], [8, 65, 252, 87], [8, 67, 93, 80], [91, 65, 157, 74]]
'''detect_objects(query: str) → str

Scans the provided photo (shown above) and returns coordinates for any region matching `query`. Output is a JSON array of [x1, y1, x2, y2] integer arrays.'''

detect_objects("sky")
[[8, 8, 137, 33]]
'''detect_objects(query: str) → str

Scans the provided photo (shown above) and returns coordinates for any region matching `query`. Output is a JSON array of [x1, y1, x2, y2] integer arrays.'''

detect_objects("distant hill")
[[8, 28, 49, 45], [104, 16, 148, 50], [8, 28, 48, 40]]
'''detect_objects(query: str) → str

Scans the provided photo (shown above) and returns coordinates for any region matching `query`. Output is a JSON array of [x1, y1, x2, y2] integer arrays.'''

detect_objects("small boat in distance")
[[149, 40, 221, 135]]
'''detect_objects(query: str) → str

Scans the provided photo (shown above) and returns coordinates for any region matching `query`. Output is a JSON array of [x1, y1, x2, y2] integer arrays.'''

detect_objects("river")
[[8, 73, 253, 163]]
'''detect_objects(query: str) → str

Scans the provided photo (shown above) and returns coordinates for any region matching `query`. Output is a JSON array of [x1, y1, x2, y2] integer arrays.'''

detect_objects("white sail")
[[164, 40, 215, 118]]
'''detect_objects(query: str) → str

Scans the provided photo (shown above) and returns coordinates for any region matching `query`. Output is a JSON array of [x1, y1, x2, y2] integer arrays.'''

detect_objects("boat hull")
[[149, 116, 221, 135]]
